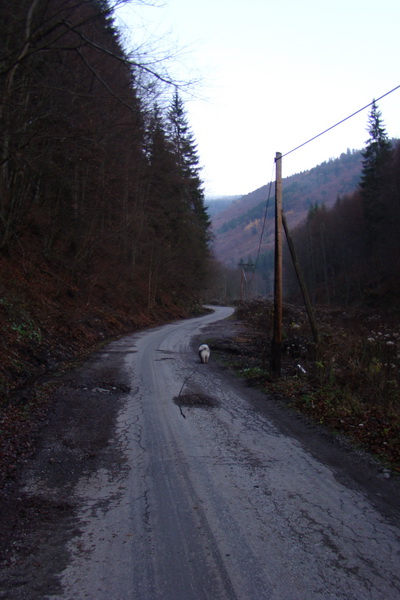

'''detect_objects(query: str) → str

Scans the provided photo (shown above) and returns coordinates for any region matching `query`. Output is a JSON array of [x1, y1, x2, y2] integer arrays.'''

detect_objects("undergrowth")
[[234, 299, 400, 472]]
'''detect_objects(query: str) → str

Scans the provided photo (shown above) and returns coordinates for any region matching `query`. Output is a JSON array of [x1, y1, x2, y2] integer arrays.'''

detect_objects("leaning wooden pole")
[[282, 212, 319, 347], [271, 152, 283, 376]]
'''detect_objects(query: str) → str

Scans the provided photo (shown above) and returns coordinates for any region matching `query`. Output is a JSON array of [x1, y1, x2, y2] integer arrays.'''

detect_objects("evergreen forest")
[[0, 0, 211, 318]]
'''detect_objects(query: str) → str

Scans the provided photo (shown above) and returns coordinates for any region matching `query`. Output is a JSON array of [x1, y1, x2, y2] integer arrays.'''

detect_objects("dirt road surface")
[[1, 306, 400, 599]]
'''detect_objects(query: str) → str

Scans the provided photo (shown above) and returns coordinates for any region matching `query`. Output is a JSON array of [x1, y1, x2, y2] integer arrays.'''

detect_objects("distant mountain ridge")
[[205, 195, 241, 218], [211, 150, 363, 267]]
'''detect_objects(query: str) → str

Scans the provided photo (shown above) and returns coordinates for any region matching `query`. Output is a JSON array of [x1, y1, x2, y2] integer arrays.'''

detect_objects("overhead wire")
[[248, 162, 275, 286], [282, 83, 400, 159]]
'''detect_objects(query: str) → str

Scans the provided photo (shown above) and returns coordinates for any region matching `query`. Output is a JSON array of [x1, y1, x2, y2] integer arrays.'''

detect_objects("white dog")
[[198, 344, 210, 364]]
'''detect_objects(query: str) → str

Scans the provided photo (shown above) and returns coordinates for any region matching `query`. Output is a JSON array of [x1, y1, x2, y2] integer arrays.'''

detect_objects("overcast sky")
[[115, 0, 400, 197]]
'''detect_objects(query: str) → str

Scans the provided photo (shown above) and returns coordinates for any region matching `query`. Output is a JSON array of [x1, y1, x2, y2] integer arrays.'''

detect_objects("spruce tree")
[[168, 90, 207, 215], [360, 100, 392, 240], [167, 90, 211, 291]]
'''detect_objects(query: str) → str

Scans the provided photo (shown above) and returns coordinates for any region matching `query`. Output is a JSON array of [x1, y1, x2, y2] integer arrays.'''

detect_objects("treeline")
[[284, 102, 400, 306], [0, 0, 211, 311]]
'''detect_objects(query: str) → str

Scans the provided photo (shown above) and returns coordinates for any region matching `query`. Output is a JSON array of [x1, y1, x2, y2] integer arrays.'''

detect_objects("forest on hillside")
[[208, 102, 400, 307], [0, 0, 211, 316], [215, 150, 362, 237], [285, 103, 400, 306], [211, 150, 363, 277], [208, 150, 365, 300]]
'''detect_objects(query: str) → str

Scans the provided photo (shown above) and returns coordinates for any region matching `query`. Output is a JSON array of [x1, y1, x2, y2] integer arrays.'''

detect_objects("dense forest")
[[284, 102, 400, 306], [0, 0, 211, 314], [0, 0, 214, 394]]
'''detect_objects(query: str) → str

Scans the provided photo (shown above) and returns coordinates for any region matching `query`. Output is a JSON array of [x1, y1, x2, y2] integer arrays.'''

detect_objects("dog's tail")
[[199, 344, 210, 364]]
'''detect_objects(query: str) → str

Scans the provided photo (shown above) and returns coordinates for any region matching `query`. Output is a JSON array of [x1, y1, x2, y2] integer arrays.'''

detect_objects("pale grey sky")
[[116, 0, 400, 196]]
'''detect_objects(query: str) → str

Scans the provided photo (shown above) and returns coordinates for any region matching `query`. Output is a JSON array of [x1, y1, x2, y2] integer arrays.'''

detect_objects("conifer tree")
[[168, 90, 208, 218], [167, 89, 211, 290], [360, 100, 392, 240], [144, 104, 181, 302]]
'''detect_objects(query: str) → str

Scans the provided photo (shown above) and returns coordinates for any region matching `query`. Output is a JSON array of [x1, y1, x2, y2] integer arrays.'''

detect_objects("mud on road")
[[0, 342, 133, 599], [0, 313, 399, 599]]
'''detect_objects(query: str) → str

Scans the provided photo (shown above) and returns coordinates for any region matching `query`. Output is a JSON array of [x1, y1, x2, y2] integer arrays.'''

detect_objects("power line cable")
[[248, 162, 275, 285], [282, 83, 400, 159]]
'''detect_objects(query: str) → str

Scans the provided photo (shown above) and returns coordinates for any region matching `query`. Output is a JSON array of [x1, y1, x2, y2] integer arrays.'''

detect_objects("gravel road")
[[1, 306, 399, 600]]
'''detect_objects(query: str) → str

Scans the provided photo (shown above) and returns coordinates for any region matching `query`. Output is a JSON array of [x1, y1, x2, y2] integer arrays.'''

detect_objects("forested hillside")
[[212, 150, 362, 269], [0, 0, 211, 393], [210, 150, 363, 297], [211, 101, 400, 307]]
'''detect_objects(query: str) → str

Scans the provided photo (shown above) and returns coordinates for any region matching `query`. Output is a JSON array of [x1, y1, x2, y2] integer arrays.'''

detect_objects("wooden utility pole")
[[271, 152, 283, 376]]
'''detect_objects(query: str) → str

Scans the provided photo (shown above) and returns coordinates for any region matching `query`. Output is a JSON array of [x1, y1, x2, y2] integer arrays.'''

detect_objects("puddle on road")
[[173, 393, 219, 408]]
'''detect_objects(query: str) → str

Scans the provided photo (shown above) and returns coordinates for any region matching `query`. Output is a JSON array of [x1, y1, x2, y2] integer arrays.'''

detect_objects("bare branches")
[[75, 46, 139, 114], [64, 15, 198, 93]]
